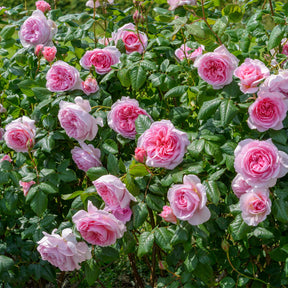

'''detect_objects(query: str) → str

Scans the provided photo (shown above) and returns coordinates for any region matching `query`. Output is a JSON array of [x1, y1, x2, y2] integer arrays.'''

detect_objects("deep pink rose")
[[175, 44, 203, 62], [72, 201, 126, 246], [37, 228, 91, 271], [1, 154, 12, 163], [240, 188, 271, 226], [194, 45, 239, 89], [58, 96, 103, 141], [167, 0, 197, 10], [80, 47, 120, 75], [35, 44, 44, 56], [136, 120, 190, 170], [4, 116, 36, 153], [107, 97, 151, 139], [112, 23, 148, 54], [248, 91, 288, 132], [159, 206, 177, 224], [234, 58, 270, 94], [282, 43, 288, 56], [167, 175, 210, 225], [81, 77, 99, 95], [19, 180, 36, 196], [35, 1, 51, 13], [134, 147, 147, 163], [234, 139, 288, 187], [46, 61, 82, 92], [19, 10, 57, 48], [231, 174, 252, 198], [86, 0, 114, 8], [42, 46, 57, 62], [71, 142, 102, 172]]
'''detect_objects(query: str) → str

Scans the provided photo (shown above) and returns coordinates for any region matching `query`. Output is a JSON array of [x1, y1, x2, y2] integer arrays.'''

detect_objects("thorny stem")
[[97, 280, 107, 288], [128, 253, 145, 288], [268, 0, 274, 16], [28, 150, 39, 182]]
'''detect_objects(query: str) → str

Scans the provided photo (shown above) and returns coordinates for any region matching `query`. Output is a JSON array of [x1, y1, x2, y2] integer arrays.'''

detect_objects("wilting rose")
[[136, 120, 190, 170], [194, 45, 239, 89], [175, 44, 203, 62], [81, 77, 99, 95], [167, 175, 210, 225], [231, 174, 252, 198], [159, 206, 177, 224], [35, 0, 51, 13], [37, 228, 91, 271], [167, 0, 197, 10], [42, 46, 57, 62], [19, 180, 36, 196]]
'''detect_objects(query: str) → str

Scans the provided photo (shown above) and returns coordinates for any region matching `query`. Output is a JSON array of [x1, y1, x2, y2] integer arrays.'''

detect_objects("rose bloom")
[[46, 61, 82, 92], [98, 37, 112, 46], [231, 174, 252, 198], [58, 96, 103, 141], [167, 175, 210, 225], [81, 77, 99, 95], [86, 0, 114, 8], [112, 23, 148, 54], [105, 206, 133, 223], [175, 44, 203, 62], [234, 58, 270, 94], [136, 120, 190, 170], [72, 201, 126, 246], [167, 0, 197, 10], [107, 97, 151, 139], [4, 116, 36, 153], [35, 44, 44, 56], [80, 47, 120, 75], [248, 91, 288, 132], [19, 180, 36, 197], [37, 228, 91, 271], [35, 1, 51, 13], [282, 40, 288, 56], [194, 45, 239, 89], [134, 147, 147, 163], [1, 154, 12, 163], [234, 139, 288, 188], [19, 10, 57, 48], [240, 188, 271, 226], [42, 46, 57, 62], [159, 206, 177, 224]]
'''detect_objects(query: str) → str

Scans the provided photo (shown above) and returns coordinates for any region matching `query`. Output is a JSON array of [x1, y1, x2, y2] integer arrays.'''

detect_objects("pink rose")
[[234, 139, 288, 188], [42, 46, 57, 62], [81, 77, 99, 95], [282, 42, 288, 56], [105, 206, 133, 223], [0, 104, 7, 113], [175, 44, 203, 62], [58, 96, 103, 141], [234, 58, 270, 94], [37, 228, 91, 271], [86, 0, 114, 8], [231, 174, 252, 198], [248, 91, 288, 132], [167, 0, 197, 10], [71, 142, 102, 172], [19, 180, 36, 196], [46, 61, 82, 92], [136, 120, 190, 170], [167, 175, 210, 225], [1, 154, 12, 163], [35, 1, 51, 13], [4, 116, 36, 153], [112, 23, 148, 54], [134, 147, 147, 163], [194, 45, 239, 89], [19, 10, 57, 48], [98, 37, 112, 46], [240, 188, 271, 226], [72, 201, 126, 246], [159, 206, 177, 224], [80, 47, 120, 75], [35, 44, 44, 56], [107, 97, 151, 139]]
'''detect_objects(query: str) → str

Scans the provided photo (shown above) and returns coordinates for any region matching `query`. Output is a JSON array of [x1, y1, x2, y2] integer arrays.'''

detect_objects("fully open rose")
[[175, 44, 203, 62]]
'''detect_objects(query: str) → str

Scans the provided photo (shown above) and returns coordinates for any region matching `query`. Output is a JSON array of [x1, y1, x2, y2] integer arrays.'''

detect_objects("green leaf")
[[129, 65, 147, 90], [220, 277, 236, 288], [193, 263, 214, 286], [164, 85, 188, 98], [85, 259, 100, 286], [198, 98, 222, 120], [154, 227, 173, 252], [129, 161, 149, 177], [135, 114, 152, 134], [39, 135, 55, 153], [117, 69, 131, 87], [30, 190, 48, 216], [102, 139, 118, 154], [123, 173, 140, 196], [229, 214, 251, 241], [107, 153, 119, 175], [58, 169, 77, 182], [132, 202, 148, 228], [220, 99, 238, 126], [171, 227, 188, 245], [222, 4, 244, 23], [137, 232, 154, 258], [39, 182, 58, 194], [186, 22, 215, 45], [272, 199, 288, 223], [169, 107, 190, 125], [213, 17, 228, 36], [267, 25, 284, 50], [248, 227, 274, 239], [187, 139, 205, 158], [86, 167, 108, 181], [204, 141, 223, 162], [184, 252, 198, 272], [123, 232, 137, 254], [62, 190, 83, 200], [94, 247, 119, 263], [0, 256, 14, 274], [0, 25, 15, 40], [146, 194, 165, 212], [116, 39, 126, 54], [204, 180, 221, 204]]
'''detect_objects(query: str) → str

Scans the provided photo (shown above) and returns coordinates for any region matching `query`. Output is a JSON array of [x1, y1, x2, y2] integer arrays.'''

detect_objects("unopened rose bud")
[[134, 147, 147, 163], [133, 10, 144, 24], [221, 239, 229, 252], [35, 44, 44, 57], [42, 46, 57, 62], [158, 261, 168, 270], [0, 104, 6, 113], [26, 139, 34, 151]]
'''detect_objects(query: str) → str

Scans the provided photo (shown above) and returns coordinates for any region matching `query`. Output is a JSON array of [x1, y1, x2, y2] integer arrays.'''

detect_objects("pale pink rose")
[[19, 180, 36, 196], [167, 175, 210, 225], [58, 96, 103, 141], [46, 61, 82, 92], [175, 44, 203, 62], [0, 104, 7, 113], [1, 154, 12, 163], [81, 77, 99, 95], [248, 91, 288, 132], [71, 142, 102, 172], [42, 46, 57, 62], [231, 174, 252, 198], [167, 0, 197, 10], [234, 139, 288, 188], [19, 10, 57, 48], [194, 45, 239, 89], [112, 23, 148, 54], [107, 97, 151, 139], [72, 201, 126, 246], [136, 120, 190, 170], [93, 175, 136, 210], [35, 44, 44, 56], [98, 37, 112, 46], [240, 188, 271, 226], [4, 116, 36, 153], [234, 58, 270, 94], [159, 206, 177, 224], [134, 147, 147, 163], [35, 1, 51, 13], [80, 47, 120, 75], [86, 0, 114, 8], [37, 228, 91, 271], [105, 206, 133, 223]]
